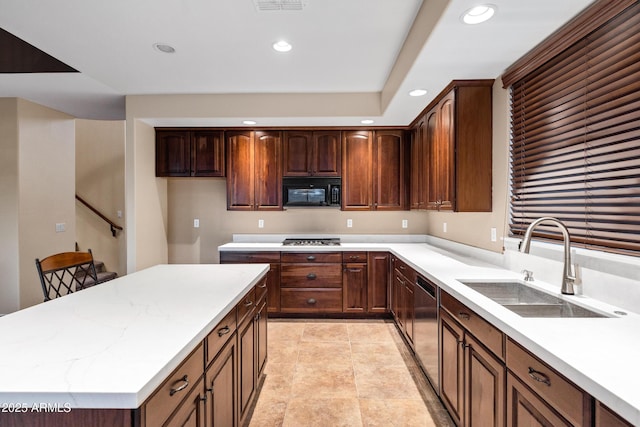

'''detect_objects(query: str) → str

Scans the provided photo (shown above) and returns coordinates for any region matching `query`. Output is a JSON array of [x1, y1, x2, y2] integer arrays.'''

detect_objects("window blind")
[[509, 3, 640, 254]]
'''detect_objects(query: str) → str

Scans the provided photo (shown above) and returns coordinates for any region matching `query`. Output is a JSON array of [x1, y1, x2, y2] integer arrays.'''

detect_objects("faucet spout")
[[519, 217, 576, 295]]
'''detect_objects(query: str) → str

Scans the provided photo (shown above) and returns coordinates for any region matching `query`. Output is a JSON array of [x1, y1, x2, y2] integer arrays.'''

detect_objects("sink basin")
[[459, 281, 609, 318]]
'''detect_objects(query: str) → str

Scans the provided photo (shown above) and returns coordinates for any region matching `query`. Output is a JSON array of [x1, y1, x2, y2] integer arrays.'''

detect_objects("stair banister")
[[75, 194, 123, 237]]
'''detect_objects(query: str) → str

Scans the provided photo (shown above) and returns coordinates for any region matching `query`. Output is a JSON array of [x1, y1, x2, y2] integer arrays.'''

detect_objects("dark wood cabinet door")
[[312, 130, 341, 176], [342, 130, 372, 210], [238, 314, 256, 426], [507, 373, 571, 427], [165, 377, 205, 427], [205, 338, 237, 427], [367, 252, 389, 313], [465, 334, 505, 427], [192, 130, 225, 177], [410, 117, 429, 209], [156, 131, 191, 176], [283, 131, 312, 176], [254, 131, 282, 210], [426, 109, 439, 210], [266, 263, 281, 313], [595, 401, 633, 427], [440, 310, 464, 426], [436, 93, 455, 211], [256, 297, 268, 377], [404, 280, 415, 344], [373, 130, 407, 210], [342, 263, 367, 312], [226, 131, 254, 210]]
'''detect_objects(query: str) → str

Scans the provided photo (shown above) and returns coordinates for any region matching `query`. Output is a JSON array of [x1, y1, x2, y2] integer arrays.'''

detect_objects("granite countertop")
[[0, 263, 269, 409], [219, 239, 640, 425]]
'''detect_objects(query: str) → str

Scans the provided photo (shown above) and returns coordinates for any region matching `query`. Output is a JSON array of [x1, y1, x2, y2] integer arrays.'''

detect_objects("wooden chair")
[[35, 249, 100, 302]]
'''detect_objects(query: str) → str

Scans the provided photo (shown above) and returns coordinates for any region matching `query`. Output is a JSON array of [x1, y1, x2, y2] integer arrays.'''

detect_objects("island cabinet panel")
[[283, 130, 341, 177], [0, 410, 135, 427], [205, 337, 237, 427], [506, 339, 592, 427], [142, 344, 205, 427], [238, 306, 257, 427], [595, 401, 633, 427], [156, 130, 225, 177], [164, 377, 206, 427]]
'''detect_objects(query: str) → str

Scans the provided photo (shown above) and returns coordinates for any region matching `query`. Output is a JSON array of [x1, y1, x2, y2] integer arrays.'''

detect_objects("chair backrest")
[[35, 249, 99, 302]]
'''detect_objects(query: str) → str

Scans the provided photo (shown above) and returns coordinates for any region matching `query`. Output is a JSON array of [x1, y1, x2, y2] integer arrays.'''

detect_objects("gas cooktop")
[[282, 238, 341, 246]]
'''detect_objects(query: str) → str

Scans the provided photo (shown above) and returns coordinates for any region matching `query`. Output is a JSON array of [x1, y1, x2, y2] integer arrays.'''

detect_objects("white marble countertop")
[[219, 240, 640, 425], [0, 263, 269, 409]]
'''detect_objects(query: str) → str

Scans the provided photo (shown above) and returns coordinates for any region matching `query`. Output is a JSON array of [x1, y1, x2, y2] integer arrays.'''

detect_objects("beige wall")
[[0, 99, 20, 313], [167, 178, 430, 264], [425, 81, 510, 252], [17, 99, 76, 309], [75, 119, 126, 277]]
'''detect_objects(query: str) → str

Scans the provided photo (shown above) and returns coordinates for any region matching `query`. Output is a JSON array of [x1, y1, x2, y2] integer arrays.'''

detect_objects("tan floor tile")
[[268, 322, 305, 342], [260, 373, 294, 398], [354, 364, 422, 399], [347, 322, 395, 343], [291, 364, 357, 398], [359, 398, 437, 427], [248, 395, 288, 427], [283, 398, 362, 427], [301, 322, 349, 342], [263, 361, 296, 378], [297, 341, 353, 367], [267, 340, 299, 364], [351, 342, 406, 367]]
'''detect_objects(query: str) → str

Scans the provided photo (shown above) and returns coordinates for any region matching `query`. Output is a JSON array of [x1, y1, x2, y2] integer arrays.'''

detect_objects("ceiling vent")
[[253, 0, 306, 11]]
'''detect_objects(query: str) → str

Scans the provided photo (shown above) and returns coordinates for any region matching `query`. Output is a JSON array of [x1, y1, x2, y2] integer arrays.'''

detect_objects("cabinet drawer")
[[281, 252, 342, 263], [281, 288, 343, 312], [441, 290, 504, 359], [220, 251, 281, 263], [237, 287, 257, 324], [506, 338, 591, 426], [206, 308, 237, 367], [342, 252, 368, 263], [393, 258, 417, 284], [144, 343, 204, 427], [281, 264, 342, 288]]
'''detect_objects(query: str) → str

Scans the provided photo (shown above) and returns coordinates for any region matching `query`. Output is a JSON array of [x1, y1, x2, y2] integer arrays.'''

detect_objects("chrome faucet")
[[519, 217, 576, 295]]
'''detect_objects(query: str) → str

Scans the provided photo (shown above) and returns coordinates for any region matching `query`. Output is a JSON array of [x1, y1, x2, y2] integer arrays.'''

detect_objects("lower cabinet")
[[205, 337, 237, 427], [165, 377, 206, 427], [367, 252, 390, 313], [342, 252, 367, 313], [392, 256, 416, 346], [440, 292, 505, 427]]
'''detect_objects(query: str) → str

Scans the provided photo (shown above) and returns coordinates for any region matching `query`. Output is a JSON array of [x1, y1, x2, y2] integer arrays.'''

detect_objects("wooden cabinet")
[[367, 252, 390, 313], [283, 130, 341, 177], [506, 338, 591, 427], [595, 401, 633, 427], [165, 377, 206, 427], [410, 80, 493, 212], [342, 252, 367, 313], [280, 252, 343, 313], [156, 130, 225, 177], [219, 251, 281, 314], [238, 303, 256, 426], [342, 130, 408, 211], [440, 290, 505, 427], [392, 256, 416, 346], [226, 130, 282, 211], [205, 337, 237, 427]]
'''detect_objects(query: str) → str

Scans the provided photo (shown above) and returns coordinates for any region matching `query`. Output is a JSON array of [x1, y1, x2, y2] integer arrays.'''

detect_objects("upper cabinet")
[[411, 80, 493, 212], [342, 130, 408, 211], [156, 129, 225, 177], [283, 130, 341, 177], [226, 130, 282, 211]]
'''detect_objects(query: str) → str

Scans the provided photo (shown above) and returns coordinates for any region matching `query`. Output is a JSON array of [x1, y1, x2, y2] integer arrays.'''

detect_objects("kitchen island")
[[0, 263, 269, 426], [219, 235, 640, 426]]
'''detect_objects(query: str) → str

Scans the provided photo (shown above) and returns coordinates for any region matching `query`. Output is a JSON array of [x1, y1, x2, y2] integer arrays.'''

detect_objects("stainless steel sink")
[[459, 281, 609, 318]]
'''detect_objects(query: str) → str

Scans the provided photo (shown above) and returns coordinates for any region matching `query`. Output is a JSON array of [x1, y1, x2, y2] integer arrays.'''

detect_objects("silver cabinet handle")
[[307, 298, 317, 305], [528, 367, 551, 386], [244, 300, 253, 307], [306, 255, 316, 261], [306, 273, 317, 280], [217, 326, 231, 337], [170, 375, 189, 396]]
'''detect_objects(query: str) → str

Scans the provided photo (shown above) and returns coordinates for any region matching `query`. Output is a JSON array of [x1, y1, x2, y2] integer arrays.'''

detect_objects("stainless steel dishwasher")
[[414, 275, 439, 392]]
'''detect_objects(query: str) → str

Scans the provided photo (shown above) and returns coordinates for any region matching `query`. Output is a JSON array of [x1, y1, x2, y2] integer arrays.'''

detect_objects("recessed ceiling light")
[[461, 5, 496, 25], [409, 89, 427, 97], [361, 119, 375, 125], [242, 120, 257, 125], [272, 40, 292, 52], [153, 43, 176, 53]]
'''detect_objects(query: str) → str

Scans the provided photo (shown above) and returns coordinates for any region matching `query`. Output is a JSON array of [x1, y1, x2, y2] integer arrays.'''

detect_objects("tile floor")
[[248, 319, 454, 427]]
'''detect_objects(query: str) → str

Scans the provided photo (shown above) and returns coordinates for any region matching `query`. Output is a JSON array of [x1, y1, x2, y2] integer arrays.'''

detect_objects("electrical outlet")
[[258, 219, 264, 228], [55, 223, 66, 233], [117, 210, 122, 218], [193, 218, 200, 228], [347, 219, 353, 228], [402, 219, 408, 229], [443, 222, 447, 233], [491, 227, 497, 242]]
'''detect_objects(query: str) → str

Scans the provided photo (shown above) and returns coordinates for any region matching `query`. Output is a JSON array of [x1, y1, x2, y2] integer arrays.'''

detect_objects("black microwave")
[[283, 177, 341, 207]]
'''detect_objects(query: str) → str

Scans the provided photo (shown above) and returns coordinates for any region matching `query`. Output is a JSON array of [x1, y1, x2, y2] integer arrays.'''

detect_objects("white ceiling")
[[0, 0, 593, 126]]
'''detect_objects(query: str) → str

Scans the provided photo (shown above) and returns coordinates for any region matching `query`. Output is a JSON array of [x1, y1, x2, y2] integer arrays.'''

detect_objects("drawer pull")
[[399, 265, 406, 270], [217, 326, 231, 337], [244, 300, 253, 307], [306, 273, 317, 280], [349, 255, 359, 260], [458, 312, 471, 320], [258, 282, 267, 288], [307, 298, 317, 305], [306, 255, 316, 261], [169, 375, 189, 396], [528, 367, 551, 386]]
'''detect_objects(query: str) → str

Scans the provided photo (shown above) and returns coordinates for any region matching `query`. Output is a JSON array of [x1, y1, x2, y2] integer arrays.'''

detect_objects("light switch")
[[402, 219, 408, 229], [491, 227, 497, 242], [443, 222, 447, 233], [347, 219, 353, 228], [55, 223, 66, 233], [258, 219, 264, 228]]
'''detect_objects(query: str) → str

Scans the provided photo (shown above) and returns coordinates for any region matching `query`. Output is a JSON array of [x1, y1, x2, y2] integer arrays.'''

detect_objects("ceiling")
[[0, 0, 594, 127]]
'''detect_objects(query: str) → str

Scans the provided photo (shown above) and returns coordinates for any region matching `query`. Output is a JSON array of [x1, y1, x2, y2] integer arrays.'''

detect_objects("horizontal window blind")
[[509, 3, 640, 254]]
